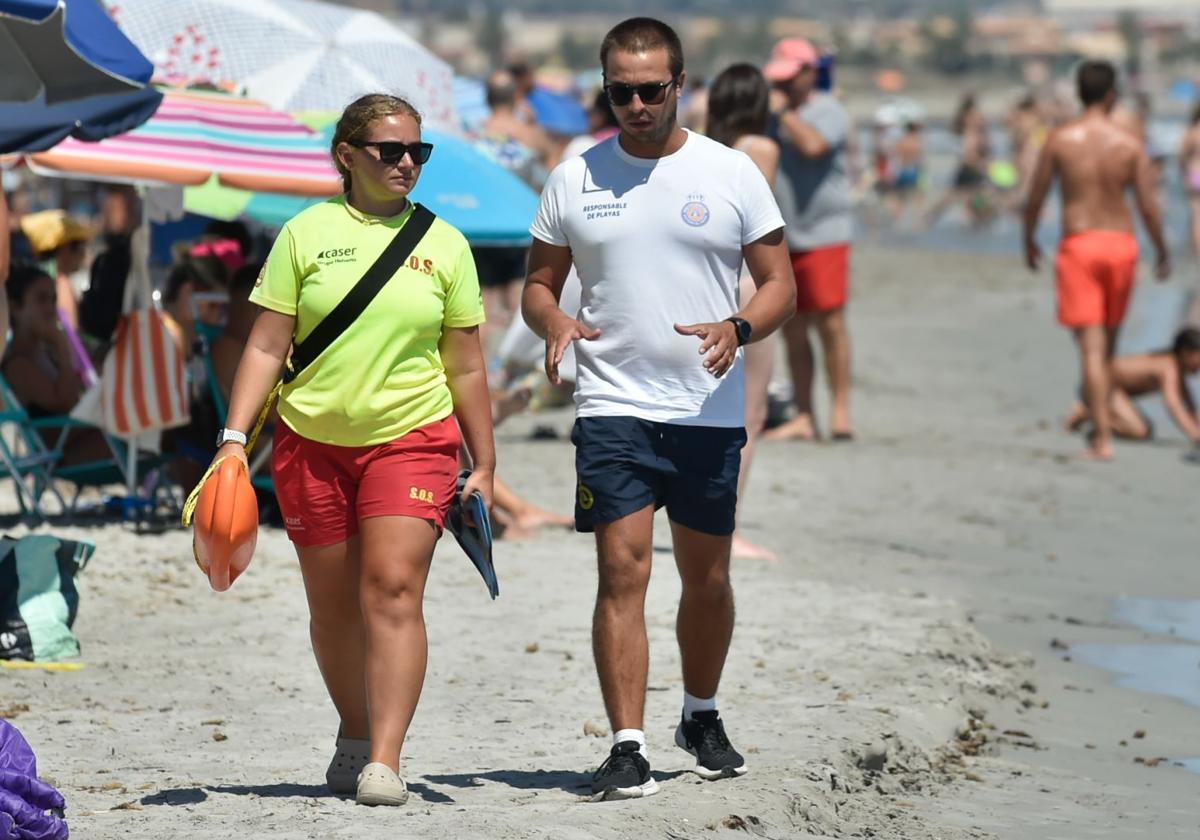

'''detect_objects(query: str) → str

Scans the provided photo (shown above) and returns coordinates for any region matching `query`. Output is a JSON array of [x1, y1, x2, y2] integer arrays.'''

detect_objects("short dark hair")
[[599, 17, 683, 79], [706, 63, 769, 148], [5, 263, 51, 310], [1077, 60, 1116, 106], [486, 71, 518, 109], [1174, 327, 1200, 355]]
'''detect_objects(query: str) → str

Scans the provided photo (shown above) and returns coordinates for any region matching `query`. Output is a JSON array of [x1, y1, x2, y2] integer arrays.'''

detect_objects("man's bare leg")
[[765, 314, 818, 441], [816, 308, 853, 438], [670, 521, 734, 698], [593, 505, 656, 730], [1076, 324, 1115, 459], [1064, 399, 1090, 432]]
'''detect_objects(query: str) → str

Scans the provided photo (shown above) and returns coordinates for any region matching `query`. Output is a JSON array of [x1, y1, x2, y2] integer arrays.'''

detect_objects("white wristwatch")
[[215, 428, 248, 448]]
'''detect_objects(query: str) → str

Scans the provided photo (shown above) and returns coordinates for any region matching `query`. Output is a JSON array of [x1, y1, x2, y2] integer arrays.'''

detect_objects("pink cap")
[[763, 38, 819, 82]]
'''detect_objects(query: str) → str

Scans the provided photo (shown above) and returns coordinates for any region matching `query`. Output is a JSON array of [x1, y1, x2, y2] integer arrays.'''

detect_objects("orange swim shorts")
[[790, 244, 850, 314], [1055, 230, 1138, 328]]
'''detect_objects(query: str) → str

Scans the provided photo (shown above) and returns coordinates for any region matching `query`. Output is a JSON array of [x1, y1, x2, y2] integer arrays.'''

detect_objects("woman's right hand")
[[215, 441, 249, 470]]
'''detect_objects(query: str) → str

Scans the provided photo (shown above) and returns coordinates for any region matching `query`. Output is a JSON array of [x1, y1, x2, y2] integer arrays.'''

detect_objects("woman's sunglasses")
[[604, 78, 677, 107], [351, 140, 434, 165]]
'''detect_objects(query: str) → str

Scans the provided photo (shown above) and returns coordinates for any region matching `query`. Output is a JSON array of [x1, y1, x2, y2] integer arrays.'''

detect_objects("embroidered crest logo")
[[578, 484, 595, 511], [680, 194, 710, 227]]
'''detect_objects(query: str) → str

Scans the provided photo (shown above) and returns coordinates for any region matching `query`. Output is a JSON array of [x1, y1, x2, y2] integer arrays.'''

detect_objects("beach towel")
[[0, 536, 94, 662]]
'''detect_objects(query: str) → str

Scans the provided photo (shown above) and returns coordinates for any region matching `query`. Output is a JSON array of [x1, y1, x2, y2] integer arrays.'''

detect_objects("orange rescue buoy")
[[191, 457, 258, 591]]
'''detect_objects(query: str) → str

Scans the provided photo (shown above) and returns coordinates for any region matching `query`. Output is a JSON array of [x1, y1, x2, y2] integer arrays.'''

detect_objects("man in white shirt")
[[522, 17, 796, 802]]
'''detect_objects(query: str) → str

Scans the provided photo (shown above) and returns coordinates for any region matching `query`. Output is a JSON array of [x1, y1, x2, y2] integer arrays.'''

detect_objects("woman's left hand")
[[461, 466, 494, 513]]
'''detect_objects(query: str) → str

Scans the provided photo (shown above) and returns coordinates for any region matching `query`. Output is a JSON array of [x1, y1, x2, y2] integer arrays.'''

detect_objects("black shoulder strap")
[[283, 203, 436, 384]]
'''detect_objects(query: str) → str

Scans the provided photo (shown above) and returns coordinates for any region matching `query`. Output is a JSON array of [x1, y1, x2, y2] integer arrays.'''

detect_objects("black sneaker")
[[589, 740, 659, 801], [674, 710, 748, 779]]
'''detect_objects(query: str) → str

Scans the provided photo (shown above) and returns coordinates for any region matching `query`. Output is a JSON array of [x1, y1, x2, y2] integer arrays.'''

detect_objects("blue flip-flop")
[[446, 470, 497, 599]]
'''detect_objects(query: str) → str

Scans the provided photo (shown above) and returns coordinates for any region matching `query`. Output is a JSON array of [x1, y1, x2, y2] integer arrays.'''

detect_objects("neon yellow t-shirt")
[[250, 196, 485, 447]]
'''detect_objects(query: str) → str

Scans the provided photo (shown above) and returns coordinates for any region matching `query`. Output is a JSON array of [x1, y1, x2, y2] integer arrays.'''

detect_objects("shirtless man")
[[1023, 60, 1170, 460], [1065, 327, 1200, 446]]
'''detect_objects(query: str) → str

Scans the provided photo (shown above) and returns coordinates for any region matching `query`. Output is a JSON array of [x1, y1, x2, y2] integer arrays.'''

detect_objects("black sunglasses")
[[604, 78, 677, 107], [351, 140, 434, 165]]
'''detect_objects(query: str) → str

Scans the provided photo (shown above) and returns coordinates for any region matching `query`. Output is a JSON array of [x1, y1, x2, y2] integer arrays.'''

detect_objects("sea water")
[[1071, 597, 1200, 772]]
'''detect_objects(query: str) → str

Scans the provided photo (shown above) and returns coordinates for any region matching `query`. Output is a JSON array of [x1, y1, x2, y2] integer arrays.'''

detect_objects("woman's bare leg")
[[358, 515, 439, 772], [297, 537, 368, 739]]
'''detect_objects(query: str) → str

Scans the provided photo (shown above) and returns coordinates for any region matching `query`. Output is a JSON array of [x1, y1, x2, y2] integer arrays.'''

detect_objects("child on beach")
[[1065, 327, 1200, 446]]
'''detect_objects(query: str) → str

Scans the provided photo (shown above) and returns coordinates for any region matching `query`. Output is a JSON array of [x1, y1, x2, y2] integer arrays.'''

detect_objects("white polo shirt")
[[530, 129, 784, 427]]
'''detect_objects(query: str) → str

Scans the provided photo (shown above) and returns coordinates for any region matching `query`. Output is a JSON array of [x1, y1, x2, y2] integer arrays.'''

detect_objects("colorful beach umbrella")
[[0, 0, 162, 152], [103, 0, 457, 131], [183, 123, 539, 245], [26, 88, 341, 196]]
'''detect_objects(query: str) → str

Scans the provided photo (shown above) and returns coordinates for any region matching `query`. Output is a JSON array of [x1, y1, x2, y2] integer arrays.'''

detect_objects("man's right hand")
[[1155, 251, 1171, 281], [1023, 237, 1041, 272], [768, 88, 789, 116], [544, 312, 600, 386]]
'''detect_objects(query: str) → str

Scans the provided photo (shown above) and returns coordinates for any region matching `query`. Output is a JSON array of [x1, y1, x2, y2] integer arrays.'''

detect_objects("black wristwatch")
[[725, 317, 753, 347]]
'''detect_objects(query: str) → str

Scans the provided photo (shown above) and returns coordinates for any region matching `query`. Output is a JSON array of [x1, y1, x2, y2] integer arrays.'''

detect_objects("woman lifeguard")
[[215, 94, 495, 806]]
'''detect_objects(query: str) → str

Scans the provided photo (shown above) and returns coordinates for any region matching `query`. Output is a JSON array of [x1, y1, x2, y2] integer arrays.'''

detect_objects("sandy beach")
[[3, 244, 1198, 839]]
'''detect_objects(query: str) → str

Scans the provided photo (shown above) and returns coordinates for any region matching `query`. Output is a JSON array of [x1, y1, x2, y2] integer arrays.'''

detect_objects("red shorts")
[[1055, 230, 1138, 328], [272, 416, 460, 547], [790, 244, 850, 314]]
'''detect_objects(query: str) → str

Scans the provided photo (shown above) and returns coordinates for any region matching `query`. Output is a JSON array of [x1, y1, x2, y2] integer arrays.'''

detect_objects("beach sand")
[[2, 245, 1197, 838]]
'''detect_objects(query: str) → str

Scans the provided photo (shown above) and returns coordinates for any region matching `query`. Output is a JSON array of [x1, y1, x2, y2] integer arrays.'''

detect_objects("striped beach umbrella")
[[26, 88, 340, 196], [182, 118, 539, 245]]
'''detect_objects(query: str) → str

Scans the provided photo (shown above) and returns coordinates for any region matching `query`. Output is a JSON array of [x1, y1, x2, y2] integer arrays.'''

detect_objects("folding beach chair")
[[0, 399, 66, 519], [0, 374, 162, 517]]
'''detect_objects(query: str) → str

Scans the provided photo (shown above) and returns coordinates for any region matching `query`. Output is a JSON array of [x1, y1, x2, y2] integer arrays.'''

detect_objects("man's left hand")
[[674, 320, 739, 378]]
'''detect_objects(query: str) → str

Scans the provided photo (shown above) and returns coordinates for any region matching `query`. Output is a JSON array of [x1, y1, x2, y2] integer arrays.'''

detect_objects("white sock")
[[613, 728, 647, 759], [683, 690, 717, 720]]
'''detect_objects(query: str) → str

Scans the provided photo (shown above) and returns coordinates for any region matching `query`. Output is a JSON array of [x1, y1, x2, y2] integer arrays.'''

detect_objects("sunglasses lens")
[[638, 84, 667, 104], [607, 85, 634, 107], [607, 81, 672, 106], [415, 143, 433, 164], [375, 142, 405, 163]]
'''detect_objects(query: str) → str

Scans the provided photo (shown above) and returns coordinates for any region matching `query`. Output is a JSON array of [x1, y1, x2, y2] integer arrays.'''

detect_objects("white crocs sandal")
[[356, 762, 408, 806], [326, 734, 370, 795]]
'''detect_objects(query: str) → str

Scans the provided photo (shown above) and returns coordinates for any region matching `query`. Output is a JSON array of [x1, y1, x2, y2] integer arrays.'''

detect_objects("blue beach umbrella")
[[0, 0, 162, 152], [185, 125, 540, 245]]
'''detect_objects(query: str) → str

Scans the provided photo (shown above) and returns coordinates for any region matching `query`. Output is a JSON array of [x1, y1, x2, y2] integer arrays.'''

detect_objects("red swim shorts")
[[272, 415, 460, 548], [1055, 230, 1138, 329], [790, 244, 850, 314]]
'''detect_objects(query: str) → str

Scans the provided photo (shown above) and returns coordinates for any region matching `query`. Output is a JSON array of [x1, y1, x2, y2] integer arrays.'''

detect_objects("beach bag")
[[100, 308, 189, 437], [98, 225, 189, 438], [0, 535, 95, 662]]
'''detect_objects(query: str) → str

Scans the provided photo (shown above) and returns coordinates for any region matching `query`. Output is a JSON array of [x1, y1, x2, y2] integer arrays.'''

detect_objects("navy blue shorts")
[[571, 416, 747, 536]]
